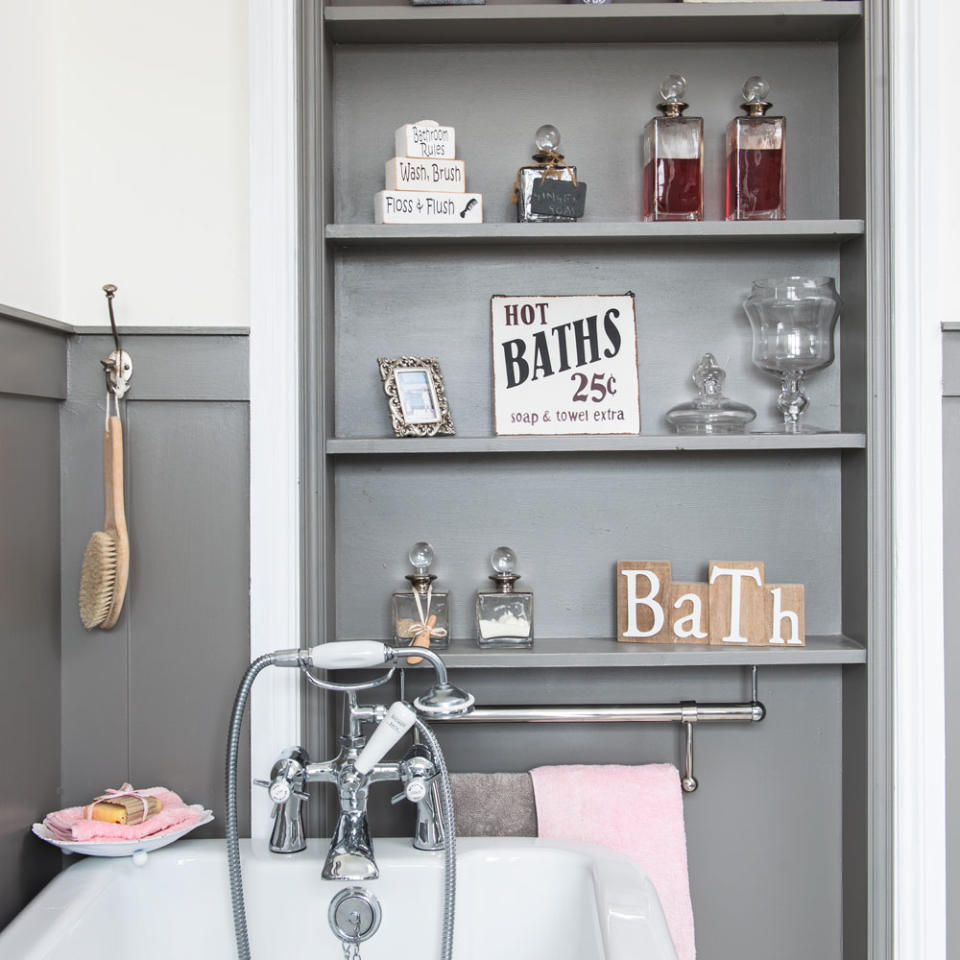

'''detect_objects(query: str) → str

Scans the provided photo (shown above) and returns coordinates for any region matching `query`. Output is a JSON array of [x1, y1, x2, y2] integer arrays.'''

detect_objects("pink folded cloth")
[[531, 763, 695, 960], [43, 787, 202, 843]]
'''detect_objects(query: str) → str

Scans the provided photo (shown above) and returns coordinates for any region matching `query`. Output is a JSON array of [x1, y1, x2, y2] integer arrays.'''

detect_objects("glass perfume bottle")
[[513, 124, 580, 223], [665, 353, 757, 434], [642, 75, 704, 222], [475, 547, 534, 649], [392, 541, 449, 650], [725, 75, 786, 221]]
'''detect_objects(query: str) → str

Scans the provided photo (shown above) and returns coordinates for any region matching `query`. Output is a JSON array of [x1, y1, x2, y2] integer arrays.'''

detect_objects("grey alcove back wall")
[[309, 15, 862, 960]]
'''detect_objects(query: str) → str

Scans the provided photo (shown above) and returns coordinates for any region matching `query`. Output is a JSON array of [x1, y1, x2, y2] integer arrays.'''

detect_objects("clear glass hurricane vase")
[[742, 276, 842, 433]]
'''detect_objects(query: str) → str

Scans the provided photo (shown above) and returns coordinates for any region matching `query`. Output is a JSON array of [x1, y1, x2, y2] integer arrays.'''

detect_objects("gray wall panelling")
[[59, 334, 251, 837], [944, 332, 958, 960], [301, 5, 892, 960], [0, 315, 66, 929]]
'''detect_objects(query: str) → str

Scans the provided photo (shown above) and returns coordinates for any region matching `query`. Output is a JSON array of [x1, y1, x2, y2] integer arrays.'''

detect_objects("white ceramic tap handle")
[[354, 701, 417, 775], [305, 641, 390, 670]]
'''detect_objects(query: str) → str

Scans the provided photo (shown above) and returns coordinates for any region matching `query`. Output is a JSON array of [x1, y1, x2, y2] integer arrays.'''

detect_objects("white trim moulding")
[[248, 0, 301, 839], [891, 0, 947, 956]]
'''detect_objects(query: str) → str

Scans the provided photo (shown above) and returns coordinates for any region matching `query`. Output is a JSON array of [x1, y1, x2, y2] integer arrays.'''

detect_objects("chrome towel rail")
[[431, 667, 765, 793]]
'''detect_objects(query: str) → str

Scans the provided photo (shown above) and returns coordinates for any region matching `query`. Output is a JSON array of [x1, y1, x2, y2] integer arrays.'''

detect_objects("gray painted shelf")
[[327, 433, 866, 455], [326, 219, 865, 247], [324, 2, 863, 44], [360, 635, 866, 668]]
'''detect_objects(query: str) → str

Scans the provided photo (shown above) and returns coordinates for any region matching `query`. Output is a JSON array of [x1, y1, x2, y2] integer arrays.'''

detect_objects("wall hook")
[[100, 284, 133, 399]]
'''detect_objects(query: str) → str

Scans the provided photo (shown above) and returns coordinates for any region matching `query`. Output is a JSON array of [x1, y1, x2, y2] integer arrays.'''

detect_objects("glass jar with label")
[[513, 124, 582, 223]]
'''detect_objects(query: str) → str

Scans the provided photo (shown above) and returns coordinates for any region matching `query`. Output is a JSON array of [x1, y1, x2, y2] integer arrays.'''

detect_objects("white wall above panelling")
[[56, 0, 249, 328], [0, 0, 62, 319], [0, 0, 249, 328]]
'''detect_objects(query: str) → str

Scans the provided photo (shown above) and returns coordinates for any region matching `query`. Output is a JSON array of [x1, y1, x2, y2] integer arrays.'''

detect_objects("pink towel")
[[531, 763, 695, 960], [43, 787, 201, 843]]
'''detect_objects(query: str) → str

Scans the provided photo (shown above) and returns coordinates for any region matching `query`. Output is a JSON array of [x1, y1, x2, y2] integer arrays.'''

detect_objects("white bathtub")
[[0, 837, 677, 960]]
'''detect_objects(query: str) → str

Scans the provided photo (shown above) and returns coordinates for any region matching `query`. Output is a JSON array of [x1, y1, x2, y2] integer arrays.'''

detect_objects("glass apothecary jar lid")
[[657, 73, 690, 117], [405, 540, 438, 592], [489, 546, 522, 593], [665, 353, 757, 435], [739, 74, 773, 117]]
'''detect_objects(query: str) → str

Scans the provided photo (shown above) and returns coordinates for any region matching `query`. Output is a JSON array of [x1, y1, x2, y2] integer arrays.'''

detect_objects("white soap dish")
[[32, 805, 214, 858]]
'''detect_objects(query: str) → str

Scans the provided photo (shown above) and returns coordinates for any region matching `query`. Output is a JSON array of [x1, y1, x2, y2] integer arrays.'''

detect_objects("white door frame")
[[247, 0, 949, 953], [248, 0, 301, 836], [890, 0, 947, 956]]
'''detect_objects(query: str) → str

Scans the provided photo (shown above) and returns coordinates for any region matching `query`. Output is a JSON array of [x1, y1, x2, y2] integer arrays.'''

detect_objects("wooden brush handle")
[[102, 416, 130, 630], [104, 417, 126, 534]]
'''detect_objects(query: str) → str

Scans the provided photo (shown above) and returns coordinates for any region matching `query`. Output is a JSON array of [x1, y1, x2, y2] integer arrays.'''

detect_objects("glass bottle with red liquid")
[[725, 75, 786, 221], [642, 74, 703, 221]]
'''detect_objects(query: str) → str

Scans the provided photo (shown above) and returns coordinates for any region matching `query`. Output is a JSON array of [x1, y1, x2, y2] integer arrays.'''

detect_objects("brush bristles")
[[79, 531, 118, 629]]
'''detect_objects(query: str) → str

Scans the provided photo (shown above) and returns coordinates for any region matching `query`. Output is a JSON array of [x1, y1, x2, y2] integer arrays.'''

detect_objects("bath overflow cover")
[[329, 887, 382, 944]]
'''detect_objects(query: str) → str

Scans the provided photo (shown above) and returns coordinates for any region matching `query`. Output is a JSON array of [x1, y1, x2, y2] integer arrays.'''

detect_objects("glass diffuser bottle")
[[725, 75, 786, 221], [392, 541, 450, 650], [513, 124, 580, 223], [475, 547, 534, 649], [643, 74, 704, 222]]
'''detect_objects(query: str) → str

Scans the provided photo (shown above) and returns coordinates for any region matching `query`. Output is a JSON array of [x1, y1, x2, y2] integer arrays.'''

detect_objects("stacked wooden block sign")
[[616, 560, 805, 646], [376, 120, 483, 224]]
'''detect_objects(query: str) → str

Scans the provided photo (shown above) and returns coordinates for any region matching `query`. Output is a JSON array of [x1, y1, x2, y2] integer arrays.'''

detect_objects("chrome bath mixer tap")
[[254, 643, 474, 880]]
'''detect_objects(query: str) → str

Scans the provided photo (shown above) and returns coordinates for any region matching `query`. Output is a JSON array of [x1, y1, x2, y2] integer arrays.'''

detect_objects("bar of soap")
[[84, 794, 161, 825]]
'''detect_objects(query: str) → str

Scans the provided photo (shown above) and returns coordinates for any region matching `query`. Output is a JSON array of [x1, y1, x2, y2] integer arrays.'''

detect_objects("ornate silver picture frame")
[[377, 356, 455, 437]]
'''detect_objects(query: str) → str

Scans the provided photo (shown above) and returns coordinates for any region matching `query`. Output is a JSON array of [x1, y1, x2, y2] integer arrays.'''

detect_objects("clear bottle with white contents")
[[475, 547, 534, 649]]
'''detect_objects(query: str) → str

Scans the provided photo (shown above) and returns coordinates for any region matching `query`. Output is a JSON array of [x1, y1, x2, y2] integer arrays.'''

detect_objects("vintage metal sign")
[[491, 294, 640, 436]]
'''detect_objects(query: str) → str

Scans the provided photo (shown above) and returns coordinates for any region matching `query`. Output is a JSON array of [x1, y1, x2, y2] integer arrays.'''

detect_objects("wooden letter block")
[[395, 120, 455, 159], [617, 561, 672, 643], [667, 582, 710, 645], [375, 191, 483, 224], [765, 584, 805, 646], [385, 157, 466, 193], [708, 561, 767, 645]]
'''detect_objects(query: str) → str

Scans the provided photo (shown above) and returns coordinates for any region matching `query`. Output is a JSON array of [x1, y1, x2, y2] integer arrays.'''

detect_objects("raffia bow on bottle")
[[397, 585, 447, 665], [83, 782, 161, 825], [511, 148, 579, 205]]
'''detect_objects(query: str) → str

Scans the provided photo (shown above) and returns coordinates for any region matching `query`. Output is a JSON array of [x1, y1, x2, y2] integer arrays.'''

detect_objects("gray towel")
[[450, 772, 538, 837]]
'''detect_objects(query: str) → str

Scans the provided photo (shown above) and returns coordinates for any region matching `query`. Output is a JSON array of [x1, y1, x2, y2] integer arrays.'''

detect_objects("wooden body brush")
[[79, 413, 130, 629], [79, 285, 131, 630]]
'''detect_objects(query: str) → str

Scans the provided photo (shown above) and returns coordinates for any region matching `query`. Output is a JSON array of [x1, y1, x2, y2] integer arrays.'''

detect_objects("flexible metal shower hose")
[[415, 717, 458, 960], [225, 653, 275, 960], [225, 659, 459, 960]]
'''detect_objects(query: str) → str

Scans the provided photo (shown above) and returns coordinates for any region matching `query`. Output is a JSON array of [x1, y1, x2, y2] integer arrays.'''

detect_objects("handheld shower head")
[[413, 681, 475, 718], [388, 646, 475, 718]]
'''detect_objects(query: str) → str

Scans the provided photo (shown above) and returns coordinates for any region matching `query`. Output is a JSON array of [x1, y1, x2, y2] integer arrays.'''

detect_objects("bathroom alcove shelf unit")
[[300, 1, 889, 958]]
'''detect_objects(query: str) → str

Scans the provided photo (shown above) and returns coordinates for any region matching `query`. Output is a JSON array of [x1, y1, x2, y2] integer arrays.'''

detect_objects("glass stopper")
[[534, 124, 561, 152], [490, 546, 517, 575], [693, 353, 725, 397], [741, 75, 770, 103], [409, 541, 435, 575], [659, 74, 687, 103]]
